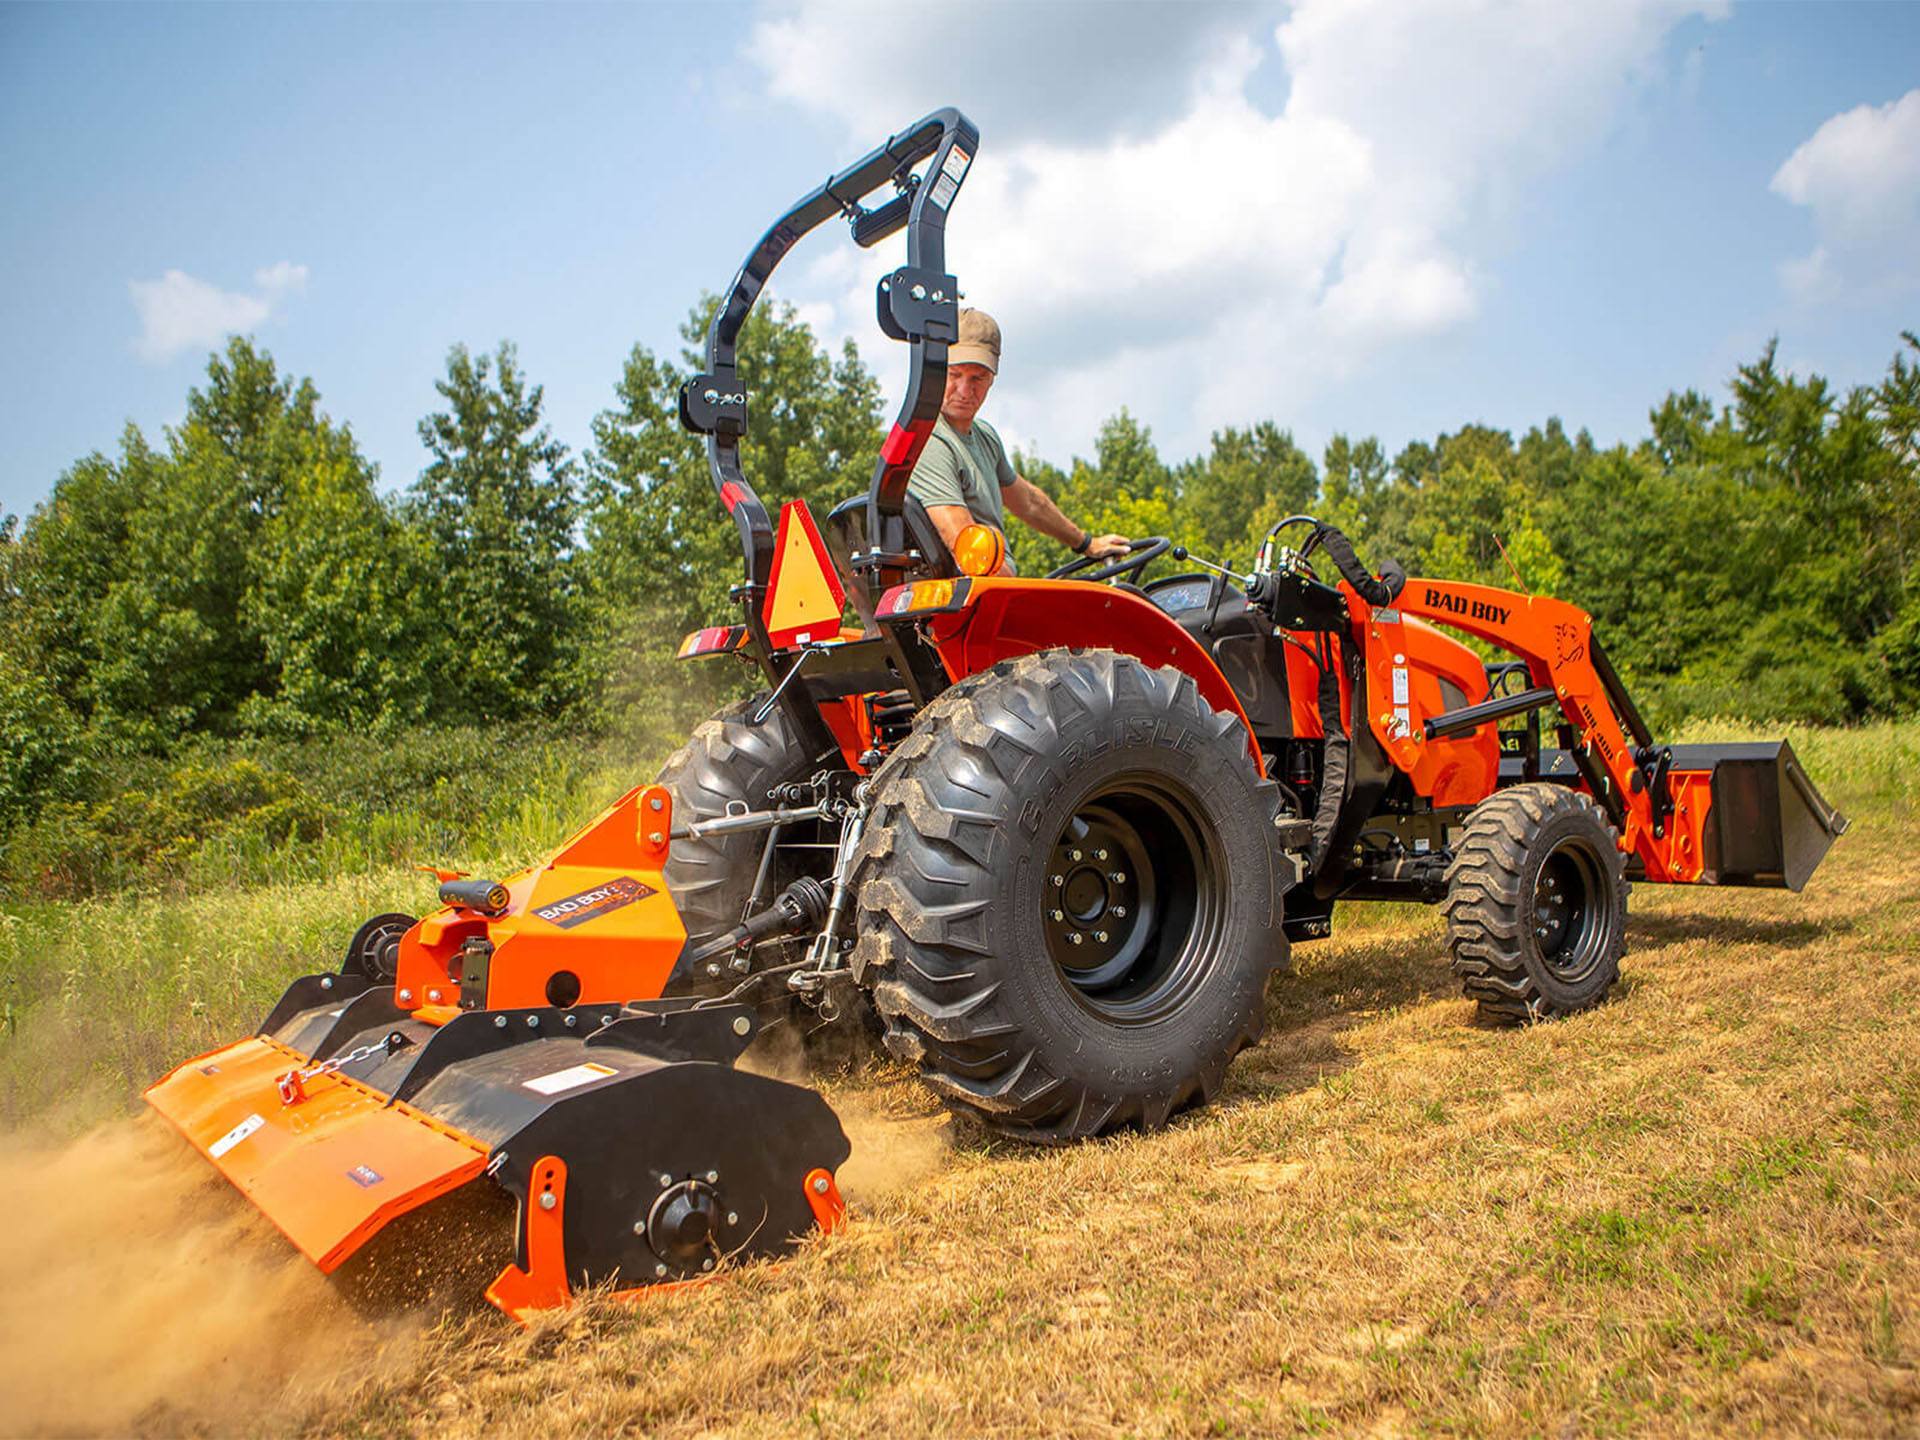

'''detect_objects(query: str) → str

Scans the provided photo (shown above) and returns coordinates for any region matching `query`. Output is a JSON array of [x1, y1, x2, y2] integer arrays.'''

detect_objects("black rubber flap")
[[1681, 740, 1849, 891], [259, 972, 375, 1042], [407, 1043, 849, 1287]]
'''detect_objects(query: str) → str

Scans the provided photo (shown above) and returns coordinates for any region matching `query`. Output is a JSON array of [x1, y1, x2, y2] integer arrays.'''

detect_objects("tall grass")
[[0, 719, 692, 1127]]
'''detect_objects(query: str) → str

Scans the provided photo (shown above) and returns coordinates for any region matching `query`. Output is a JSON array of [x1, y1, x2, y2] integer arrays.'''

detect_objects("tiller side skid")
[[145, 783, 850, 1322]]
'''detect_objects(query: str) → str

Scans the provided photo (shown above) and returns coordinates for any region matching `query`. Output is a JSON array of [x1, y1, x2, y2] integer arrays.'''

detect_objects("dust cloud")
[[833, 1098, 951, 1203], [0, 1116, 419, 1437]]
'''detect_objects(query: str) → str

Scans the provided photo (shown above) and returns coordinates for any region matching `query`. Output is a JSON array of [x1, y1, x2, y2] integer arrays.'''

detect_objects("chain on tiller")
[[277, 1031, 407, 1105]]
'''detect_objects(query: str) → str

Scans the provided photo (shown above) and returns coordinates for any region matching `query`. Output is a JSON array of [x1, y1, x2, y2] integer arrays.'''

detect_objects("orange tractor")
[[148, 109, 1848, 1318]]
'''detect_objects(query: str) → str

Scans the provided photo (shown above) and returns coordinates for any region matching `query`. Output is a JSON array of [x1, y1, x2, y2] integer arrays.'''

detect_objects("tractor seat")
[[822, 492, 957, 590]]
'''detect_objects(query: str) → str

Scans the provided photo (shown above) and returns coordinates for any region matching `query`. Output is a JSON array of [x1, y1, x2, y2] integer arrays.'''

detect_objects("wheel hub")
[[646, 1179, 722, 1266], [1044, 807, 1157, 989], [1533, 845, 1601, 978]]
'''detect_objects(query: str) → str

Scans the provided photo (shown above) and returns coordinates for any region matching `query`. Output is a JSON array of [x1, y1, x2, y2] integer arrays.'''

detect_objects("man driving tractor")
[[908, 308, 1131, 573]]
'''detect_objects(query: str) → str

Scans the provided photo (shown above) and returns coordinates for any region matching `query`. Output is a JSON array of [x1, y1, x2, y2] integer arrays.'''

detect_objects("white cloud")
[[749, 0, 1278, 147], [128, 261, 309, 363], [1771, 89, 1920, 302], [748, 0, 1721, 460]]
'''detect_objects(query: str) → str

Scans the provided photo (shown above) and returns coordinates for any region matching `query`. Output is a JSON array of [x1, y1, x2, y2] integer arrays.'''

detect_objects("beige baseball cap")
[[949, 307, 1001, 372]]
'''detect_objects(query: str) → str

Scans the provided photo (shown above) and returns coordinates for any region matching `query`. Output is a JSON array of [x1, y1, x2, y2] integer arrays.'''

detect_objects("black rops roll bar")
[[679, 108, 980, 634]]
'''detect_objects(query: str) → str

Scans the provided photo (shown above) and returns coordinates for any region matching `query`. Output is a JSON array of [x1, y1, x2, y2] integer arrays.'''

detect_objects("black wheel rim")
[[1041, 777, 1227, 1024], [1532, 838, 1607, 982]]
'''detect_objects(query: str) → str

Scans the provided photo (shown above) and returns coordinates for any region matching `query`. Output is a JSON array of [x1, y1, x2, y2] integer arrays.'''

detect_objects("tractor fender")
[[915, 576, 1263, 769]]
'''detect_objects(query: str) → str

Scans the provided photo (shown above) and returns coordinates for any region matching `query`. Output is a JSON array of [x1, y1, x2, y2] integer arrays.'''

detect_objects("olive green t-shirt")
[[907, 416, 1017, 530]]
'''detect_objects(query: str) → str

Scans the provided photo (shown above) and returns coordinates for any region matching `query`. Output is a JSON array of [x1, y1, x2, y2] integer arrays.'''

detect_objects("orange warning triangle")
[[763, 500, 847, 649]]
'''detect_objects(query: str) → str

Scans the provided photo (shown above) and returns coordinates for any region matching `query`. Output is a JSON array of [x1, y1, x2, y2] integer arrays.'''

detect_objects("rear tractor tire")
[[655, 695, 832, 996], [848, 649, 1292, 1143], [1443, 783, 1627, 1024]]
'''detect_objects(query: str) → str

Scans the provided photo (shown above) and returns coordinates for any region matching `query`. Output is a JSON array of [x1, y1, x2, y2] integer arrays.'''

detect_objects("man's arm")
[[1002, 476, 1131, 559]]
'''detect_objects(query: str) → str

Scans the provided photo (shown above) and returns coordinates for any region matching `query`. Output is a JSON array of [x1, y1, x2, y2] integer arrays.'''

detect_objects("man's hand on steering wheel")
[[1045, 535, 1172, 585], [1084, 533, 1132, 560]]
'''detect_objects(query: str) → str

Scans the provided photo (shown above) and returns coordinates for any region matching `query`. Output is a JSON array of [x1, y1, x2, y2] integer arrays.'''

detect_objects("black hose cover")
[[1316, 526, 1405, 607]]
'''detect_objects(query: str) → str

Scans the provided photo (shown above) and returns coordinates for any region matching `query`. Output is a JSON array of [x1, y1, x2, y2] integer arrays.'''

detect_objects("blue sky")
[[3, 1, 1917, 517]]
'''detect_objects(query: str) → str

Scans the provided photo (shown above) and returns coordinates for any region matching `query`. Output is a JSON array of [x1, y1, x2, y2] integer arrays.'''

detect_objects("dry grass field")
[[2, 721, 1915, 1437]]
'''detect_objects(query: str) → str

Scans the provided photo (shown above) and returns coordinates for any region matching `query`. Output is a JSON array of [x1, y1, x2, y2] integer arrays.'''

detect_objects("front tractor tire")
[[849, 649, 1291, 1143], [1443, 783, 1628, 1024]]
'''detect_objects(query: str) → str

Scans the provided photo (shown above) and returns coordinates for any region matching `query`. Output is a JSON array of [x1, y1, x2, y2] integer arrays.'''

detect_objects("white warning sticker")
[[1391, 667, 1410, 704], [929, 145, 972, 210], [209, 1112, 264, 1159], [1392, 706, 1413, 738], [523, 1061, 617, 1096]]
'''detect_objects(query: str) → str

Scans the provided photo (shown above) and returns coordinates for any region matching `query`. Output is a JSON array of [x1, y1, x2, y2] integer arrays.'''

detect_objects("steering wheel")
[[1045, 536, 1170, 586]]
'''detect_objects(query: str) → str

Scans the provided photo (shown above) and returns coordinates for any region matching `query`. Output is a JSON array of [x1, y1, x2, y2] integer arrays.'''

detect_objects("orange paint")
[[145, 1034, 487, 1273]]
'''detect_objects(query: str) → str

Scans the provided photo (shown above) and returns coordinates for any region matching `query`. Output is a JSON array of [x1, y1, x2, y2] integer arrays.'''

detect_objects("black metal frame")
[[678, 108, 979, 742]]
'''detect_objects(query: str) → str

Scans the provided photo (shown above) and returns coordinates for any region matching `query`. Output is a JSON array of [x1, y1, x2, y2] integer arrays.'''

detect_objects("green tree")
[[582, 298, 883, 652], [80, 340, 359, 744], [243, 445, 445, 734], [1044, 411, 1178, 571], [3, 434, 154, 718], [411, 341, 581, 719], [1180, 422, 1318, 561]]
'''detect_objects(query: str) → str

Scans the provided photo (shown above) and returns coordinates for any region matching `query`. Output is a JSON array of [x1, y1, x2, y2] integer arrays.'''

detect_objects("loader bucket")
[[1667, 740, 1850, 892], [146, 973, 849, 1320]]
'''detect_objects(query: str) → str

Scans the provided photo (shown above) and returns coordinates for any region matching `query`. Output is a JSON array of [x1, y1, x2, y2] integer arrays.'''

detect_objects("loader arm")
[[1366, 578, 1845, 885], [1367, 580, 1699, 880]]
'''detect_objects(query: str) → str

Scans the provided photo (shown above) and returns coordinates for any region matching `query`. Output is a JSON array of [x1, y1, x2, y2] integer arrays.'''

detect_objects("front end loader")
[[148, 106, 1850, 1316]]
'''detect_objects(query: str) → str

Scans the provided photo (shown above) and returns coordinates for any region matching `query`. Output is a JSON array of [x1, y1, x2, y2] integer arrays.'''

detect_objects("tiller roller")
[[145, 783, 850, 1322]]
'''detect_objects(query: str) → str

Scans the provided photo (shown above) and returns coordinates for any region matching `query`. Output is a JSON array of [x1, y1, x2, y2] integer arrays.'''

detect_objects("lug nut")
[[1112, 905, 1128, 918], [1069, 849, 1083, 861], [701, 1258, 715, 1272], [1068, 932, 1084, 946], [1051, 909, 1065, 922], [1110, 872, 1126, 884], [1095, 931, 1109, 943], [1051, 874, 1064, 886], [661, 1174, 674, 1188], [655, 1262, 669, 1278], [706, 1170, 719, 1183], [633, 1220, 646, 1234], [726, 1212, 739, 1225]]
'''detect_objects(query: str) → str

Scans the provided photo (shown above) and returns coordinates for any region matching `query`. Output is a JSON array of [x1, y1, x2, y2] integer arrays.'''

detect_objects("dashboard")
[[1144, 575, 1239, 616]]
